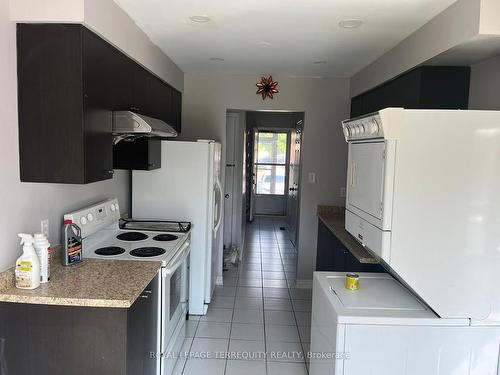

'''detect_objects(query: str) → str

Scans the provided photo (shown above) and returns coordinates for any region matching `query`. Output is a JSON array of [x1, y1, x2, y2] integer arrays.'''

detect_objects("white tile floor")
[[175, 216, 312, 375]]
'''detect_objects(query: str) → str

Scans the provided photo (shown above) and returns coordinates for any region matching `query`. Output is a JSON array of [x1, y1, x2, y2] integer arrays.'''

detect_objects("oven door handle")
[[163, 240, 190, 276]]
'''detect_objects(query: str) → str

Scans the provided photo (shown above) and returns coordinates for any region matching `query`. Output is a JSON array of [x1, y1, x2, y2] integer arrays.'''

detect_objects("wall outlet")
[[308, 172, 316, 183], [340, 187, 346, 197], [41, 219, 49, 238]]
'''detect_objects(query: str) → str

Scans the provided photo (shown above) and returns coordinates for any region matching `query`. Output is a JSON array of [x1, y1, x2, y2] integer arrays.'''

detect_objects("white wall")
[[0, 0, 130, 271], [469, 54, 500, 110], [9, 0, 184, 91], [9, 0, 83, 22], [181, 74, 350, 282]]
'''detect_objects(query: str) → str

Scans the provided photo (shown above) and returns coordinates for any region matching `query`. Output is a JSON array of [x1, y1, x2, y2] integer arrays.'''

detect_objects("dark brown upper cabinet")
[[350, 66, 471, 118], [17, 23, 182, 184], [113, 138, 161, 171]]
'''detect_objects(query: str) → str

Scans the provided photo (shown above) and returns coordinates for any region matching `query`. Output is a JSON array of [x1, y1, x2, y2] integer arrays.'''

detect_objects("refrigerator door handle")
[[213, 178, 223, 238]]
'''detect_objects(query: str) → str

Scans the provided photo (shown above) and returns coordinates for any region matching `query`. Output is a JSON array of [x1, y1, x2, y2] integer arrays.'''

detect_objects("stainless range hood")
[[112, 111, 177, 144]]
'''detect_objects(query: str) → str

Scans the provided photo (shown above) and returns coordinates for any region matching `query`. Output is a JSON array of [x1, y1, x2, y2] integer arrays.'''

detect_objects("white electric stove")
[[82, 222, 190, 265], [64, 198, 191, 375]]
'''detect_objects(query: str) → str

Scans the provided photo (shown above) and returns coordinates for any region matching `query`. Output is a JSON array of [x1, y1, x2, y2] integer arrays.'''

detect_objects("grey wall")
[[468, 54, 500, 110], [181, 73, 350, 283]]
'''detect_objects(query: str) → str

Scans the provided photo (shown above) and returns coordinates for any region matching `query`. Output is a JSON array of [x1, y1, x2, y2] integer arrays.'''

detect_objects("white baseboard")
[[215, 276, 224, 286], [295, 279, 313, 289]]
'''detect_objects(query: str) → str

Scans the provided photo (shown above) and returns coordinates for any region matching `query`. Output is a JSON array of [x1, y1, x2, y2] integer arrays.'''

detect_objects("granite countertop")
[[317, 206, 379, 264], [0, 247, 161, 308]]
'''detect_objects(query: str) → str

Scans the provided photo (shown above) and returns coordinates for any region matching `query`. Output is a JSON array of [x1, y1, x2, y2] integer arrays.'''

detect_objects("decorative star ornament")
[[256, 76, 279, 100]]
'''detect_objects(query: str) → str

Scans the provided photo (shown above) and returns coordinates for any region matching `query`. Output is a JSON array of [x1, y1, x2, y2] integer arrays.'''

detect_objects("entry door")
[[347, 141, 386, 220], [253, 130, 289, 216], [286, 127, 302, 246], [248, 128, 258, 221]]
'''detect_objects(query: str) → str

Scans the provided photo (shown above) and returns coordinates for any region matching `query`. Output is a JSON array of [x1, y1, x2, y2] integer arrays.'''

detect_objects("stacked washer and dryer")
[[311, 108, 500, 375]]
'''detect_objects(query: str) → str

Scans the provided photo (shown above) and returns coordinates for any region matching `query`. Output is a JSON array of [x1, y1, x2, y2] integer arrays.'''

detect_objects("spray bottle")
[[15, 234, 41, 290], [34, 233, 51, 283]]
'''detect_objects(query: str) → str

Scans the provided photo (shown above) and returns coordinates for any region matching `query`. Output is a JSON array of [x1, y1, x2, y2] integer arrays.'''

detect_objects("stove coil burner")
[[153, 234, 178, 242], [117, 232, 149, 241], [130, 247, 166, 257], [95, 246, 126, 256]]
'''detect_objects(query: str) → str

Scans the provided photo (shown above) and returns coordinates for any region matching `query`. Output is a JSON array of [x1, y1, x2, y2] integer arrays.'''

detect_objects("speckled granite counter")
[[317, 205, 379, 264], [0, 247, 161, 308]]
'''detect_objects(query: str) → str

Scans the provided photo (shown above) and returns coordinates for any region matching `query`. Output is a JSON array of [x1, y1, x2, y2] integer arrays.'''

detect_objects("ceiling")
[[114, 0, 458, 78]]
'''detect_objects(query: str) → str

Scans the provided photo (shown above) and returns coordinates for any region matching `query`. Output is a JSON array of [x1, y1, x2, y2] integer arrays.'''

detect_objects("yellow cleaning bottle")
[[15, 233, 41, 290]]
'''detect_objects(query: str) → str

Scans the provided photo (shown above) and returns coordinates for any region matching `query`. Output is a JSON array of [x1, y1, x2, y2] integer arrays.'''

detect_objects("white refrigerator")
[[132, 140, 223, 315]]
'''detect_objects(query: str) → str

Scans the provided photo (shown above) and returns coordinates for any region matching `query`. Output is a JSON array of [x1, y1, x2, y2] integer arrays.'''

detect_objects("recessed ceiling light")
[[189, 15, 211, 23], [210, 57, 225, 62], [256, 41, 272, 47], [338, 19, 363, 29], [313, 60, 328, 64]]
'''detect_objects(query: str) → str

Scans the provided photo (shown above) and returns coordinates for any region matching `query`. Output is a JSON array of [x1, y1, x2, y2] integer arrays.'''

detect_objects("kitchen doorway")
[[245, 111, 304, 247], [223, 110, 304, 253]]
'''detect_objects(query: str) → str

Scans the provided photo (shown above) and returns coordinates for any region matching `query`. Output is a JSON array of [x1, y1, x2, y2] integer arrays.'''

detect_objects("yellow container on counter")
[[345, 273, 359, 291]]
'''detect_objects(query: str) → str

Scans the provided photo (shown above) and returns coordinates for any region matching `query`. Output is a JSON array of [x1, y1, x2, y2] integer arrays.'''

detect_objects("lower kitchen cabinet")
[[316, 219, 384, 273], [0, 275, 159, 375]]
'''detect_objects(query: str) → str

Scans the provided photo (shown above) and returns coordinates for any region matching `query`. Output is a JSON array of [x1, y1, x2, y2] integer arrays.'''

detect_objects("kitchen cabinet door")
[[384, 68, 421, 109], [170, 89, 182, 132], [350, 65, 470, 117], [82, 28, 114, 182], [151, 76, 172, 123], [350, 95, 364, 118], [316, 220, 346, 271], [419, 66, 470, 109], [114, 138, 161, 170], [17, 24, 86, 183], [316, 219, 384, 273], [127, 274, 160, 375], [131, 66, 155, 116], [110, 50, 134, 112]]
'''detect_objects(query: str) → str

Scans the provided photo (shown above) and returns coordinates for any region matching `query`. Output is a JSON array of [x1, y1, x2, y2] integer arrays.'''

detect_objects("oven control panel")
[[342, 113, 384, 141], [64, 198, 121, 238]]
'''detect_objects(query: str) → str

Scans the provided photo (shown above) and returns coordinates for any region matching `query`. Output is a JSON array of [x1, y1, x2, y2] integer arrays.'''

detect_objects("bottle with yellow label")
[[15, 233, 40, 290]]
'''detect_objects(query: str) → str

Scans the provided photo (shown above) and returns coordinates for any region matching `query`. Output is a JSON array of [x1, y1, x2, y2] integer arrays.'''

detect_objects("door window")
[[170, 266, 182, 319], [254, 132, 288, 195]]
